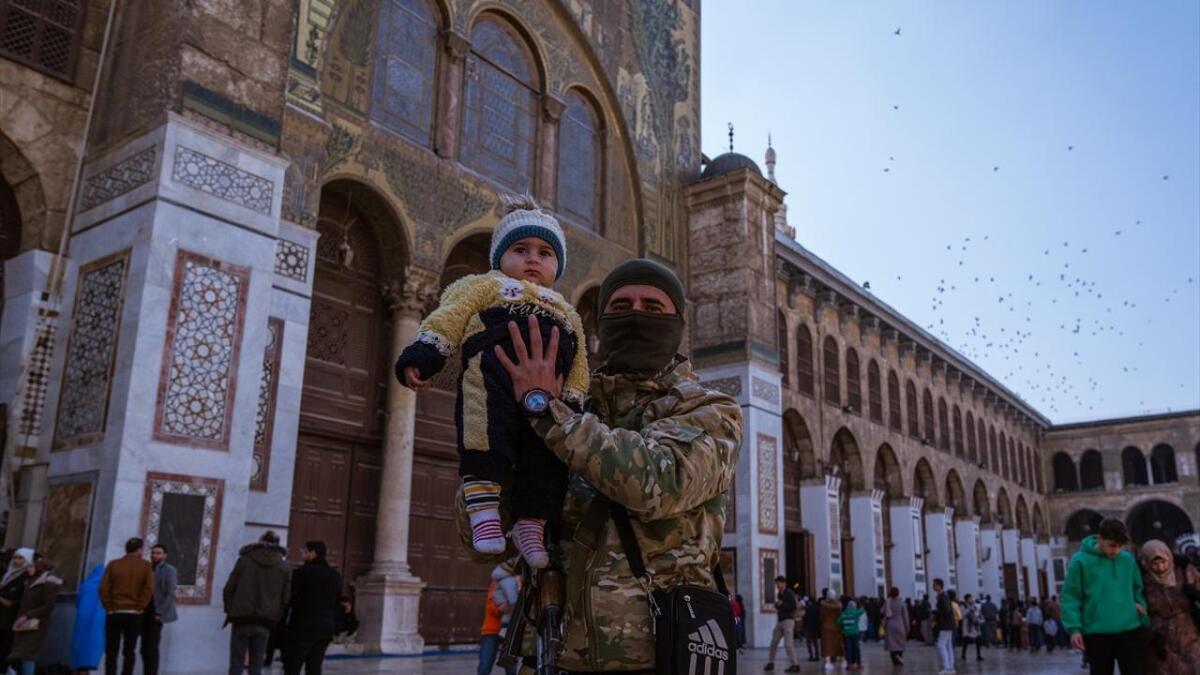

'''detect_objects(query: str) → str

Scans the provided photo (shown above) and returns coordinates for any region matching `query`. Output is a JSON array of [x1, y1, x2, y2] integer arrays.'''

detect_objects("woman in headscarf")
[[0, 549, 33, 665], [883, 587, 909, 665], [818, 588, 845, 670], [9, 556, 61, 675], [71, 564, 106, 673], [1141, 539, 1200, 674]]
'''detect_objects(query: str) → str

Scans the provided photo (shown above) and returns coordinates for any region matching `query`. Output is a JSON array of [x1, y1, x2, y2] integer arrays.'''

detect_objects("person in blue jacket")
[[71, 564, 106, 672]]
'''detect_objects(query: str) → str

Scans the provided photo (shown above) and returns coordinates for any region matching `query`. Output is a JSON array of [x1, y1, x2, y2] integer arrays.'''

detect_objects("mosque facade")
[[0, 0, 1195, 668]]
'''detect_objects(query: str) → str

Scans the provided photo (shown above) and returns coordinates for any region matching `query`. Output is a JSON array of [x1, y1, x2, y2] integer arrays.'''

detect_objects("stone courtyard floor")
[[203, 641, 1086, 673]]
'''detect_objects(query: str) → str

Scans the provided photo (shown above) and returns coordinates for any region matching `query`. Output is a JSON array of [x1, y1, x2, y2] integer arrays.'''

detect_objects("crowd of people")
[[721, 519, 1200, 675]]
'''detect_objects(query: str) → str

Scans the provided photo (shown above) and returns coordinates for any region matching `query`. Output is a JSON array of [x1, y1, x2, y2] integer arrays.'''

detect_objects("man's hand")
[[403, 366, 429, 390], [1070, 633, 1084, 650], [494, 316, 563, 401]]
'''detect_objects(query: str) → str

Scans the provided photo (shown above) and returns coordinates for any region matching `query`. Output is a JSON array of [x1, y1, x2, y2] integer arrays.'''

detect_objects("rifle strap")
[[608, 500, 728, 595]]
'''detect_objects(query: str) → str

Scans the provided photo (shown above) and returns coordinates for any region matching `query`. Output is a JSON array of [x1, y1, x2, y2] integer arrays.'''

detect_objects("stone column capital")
[[382, 269, 440, 317], [542, 94, 566, 121], [444, 30, 472, 59]]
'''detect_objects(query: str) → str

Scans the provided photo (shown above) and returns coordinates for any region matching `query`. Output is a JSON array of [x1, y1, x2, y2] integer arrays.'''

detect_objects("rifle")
[[498, 563, 565, 674]]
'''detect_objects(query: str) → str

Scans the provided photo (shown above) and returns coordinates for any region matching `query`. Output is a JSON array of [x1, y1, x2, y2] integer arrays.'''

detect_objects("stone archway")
[[829, 427, 864, 594], [944, 470, 967, 516], [1064, 509, 1102, 543], [1126, 499, 1195, 547], [972, 479, 991, 525], [995, 489, 1012, 529], [783, 410, 816, 533], [1015, 496, 1030, 536], [291, 180, 405, 592], [873, 443, 904, 588]]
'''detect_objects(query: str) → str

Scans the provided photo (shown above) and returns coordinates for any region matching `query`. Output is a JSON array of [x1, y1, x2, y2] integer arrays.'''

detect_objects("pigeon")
[[1163, 175, 1169, 180], [894, 27, 902, 35], [993, 166, 999, 172], [1068, 145, 1074, 151]]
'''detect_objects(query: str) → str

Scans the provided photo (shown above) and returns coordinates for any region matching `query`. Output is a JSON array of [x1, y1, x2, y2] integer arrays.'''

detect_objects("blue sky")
[[700, 1, 1200, 423]]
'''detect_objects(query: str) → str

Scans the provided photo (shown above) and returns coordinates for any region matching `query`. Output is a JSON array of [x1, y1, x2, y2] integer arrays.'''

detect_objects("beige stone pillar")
[[355, 269, 439, 655], [435, 31, 471, 159], [536, 94, 565, 208]]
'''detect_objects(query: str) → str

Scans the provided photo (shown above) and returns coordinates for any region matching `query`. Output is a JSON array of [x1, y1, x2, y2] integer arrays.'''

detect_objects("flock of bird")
[[860, 26, 1198, 420]]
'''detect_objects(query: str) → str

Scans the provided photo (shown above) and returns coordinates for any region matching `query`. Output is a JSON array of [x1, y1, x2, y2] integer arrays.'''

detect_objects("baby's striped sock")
[[463, 480, 505, 554], [514, 518, 549, 569]]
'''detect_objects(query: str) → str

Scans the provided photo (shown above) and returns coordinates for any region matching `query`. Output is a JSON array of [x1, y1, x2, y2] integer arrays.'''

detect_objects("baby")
[[395, 195, 588, 568]]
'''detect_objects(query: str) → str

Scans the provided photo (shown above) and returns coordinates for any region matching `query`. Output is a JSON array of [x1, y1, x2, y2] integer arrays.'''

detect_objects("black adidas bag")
[[610, 502, 737, 675]]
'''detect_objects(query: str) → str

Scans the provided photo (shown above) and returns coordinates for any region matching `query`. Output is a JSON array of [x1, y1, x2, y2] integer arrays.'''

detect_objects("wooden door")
[[291, 212, 389, 591], [1003, 563, 1019, 601]]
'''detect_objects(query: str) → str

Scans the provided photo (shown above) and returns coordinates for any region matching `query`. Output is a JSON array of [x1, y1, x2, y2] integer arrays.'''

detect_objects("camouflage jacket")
[[456, 358, 743, 671]]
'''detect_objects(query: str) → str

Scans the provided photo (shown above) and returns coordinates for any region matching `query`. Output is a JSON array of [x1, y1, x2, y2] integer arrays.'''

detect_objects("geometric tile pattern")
[[154, 251, 249, 450], [757, 433, 778, 535], [81, 147, 157, 211], [171, 146, 274, 214], [274, 238, 309, 282], [54, 251, 130, 449], [751, 376, 779, 406], [141, 472, 224, 605], [251, 317, 284, 492], [701, 376, 742, 398], [16, 307, 59, 447]]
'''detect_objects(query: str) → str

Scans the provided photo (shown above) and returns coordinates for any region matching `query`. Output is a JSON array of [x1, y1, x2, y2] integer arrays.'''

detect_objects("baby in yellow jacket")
[[396, 195, 588, 568]]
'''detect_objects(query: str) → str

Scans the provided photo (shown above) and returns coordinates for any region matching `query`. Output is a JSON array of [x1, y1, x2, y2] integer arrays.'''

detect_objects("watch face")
[[524, 390, 550, 413]]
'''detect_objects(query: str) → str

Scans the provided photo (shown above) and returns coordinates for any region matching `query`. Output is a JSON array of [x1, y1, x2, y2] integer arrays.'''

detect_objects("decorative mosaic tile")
[[274, 238, 309, 282], [171, 146, 273, 214], [16, 308, 59, 447], [757, 433, 778, 535], [142, 472, 224, 605], [251, 318, 284, 492], [54, 251, 131, 449], [81, 147, 157, 211], [154, 251, 249, 450], [751, 376, 779, 405], [701, 376, 741, 398]]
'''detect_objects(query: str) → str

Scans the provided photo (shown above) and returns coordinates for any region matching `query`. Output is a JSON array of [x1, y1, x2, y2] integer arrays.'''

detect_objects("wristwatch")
[[521, 388, 552, 416]]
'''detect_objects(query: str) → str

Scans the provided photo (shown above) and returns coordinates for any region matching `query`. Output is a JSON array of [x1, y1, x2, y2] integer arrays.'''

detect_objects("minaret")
[[765, 133, 777, 183], [766, 135, 795, 239]]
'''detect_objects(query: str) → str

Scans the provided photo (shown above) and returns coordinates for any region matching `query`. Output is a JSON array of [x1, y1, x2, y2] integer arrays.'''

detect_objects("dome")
[[700, 152, 763, 180]]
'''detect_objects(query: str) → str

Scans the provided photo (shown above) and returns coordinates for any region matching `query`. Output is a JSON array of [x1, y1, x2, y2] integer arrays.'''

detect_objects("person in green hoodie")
[[839, 599, 865, 671], [1061, 517, 1149, 675]]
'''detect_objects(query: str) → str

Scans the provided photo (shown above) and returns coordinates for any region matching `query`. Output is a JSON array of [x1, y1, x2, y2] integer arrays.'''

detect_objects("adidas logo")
[[686, 618, 730, 675]]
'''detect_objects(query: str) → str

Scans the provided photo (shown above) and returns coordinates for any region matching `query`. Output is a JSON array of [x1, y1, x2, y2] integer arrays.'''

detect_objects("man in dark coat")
[[283, 541, 341, 675], [141, 544, 178, 675], [224, 531, 291, 675]]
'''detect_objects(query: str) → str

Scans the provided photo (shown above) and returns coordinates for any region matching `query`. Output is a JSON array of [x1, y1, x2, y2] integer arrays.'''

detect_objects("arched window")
[[1017, 442, 1027, 487], [845, 349, 861, 412], [953, 406, 964, 458], [867, 360, 882, 422], [1122, 446, 1148, 487], [1150, 444, 1178, 484], [906, 381, 919, 439], [999, 431, 1009, 480], [989, 426, 999, 474], [937, 398, 950, 452], [557, 90, 602, 228], [922, 390, 935, 444], [965, 412, 976, 462], [796, 325, 814, 395], [1079, 449, 1104, 490], [461, 17, 539, 192], [1052, 452, 1078, 492], [372, 0, 440, 146], [823, 337, 840, 405], [1009, 438, 1018, 485], [977, 418, 988, 469], [887, 370, 902, 431], [1031, 446, 1043, 492], [776, 310, 789, 387]]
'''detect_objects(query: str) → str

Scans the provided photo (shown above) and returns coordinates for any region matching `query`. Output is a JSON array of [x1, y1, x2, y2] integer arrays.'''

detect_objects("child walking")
[[396, 195, 588, 569]]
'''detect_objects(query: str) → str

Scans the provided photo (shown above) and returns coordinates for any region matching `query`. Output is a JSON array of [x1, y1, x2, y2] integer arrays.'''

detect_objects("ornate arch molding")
[[0, 132, 44, 256]]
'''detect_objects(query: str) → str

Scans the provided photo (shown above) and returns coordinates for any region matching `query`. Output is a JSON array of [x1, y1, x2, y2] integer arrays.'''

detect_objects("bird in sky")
[[894, 27, 901, 35]]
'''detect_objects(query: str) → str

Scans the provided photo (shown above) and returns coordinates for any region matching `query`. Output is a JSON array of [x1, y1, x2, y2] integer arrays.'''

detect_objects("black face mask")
[[597, 310, 684, 376]]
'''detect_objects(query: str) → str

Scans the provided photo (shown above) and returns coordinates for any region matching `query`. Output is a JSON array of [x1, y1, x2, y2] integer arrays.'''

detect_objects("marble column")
[[925, 507, 954, 591], [536, 94, 565, 208], [980, 526, 1003, 601], [850, 489, 886, 597], [801, 475, 841, 595], [435, 31, 471, 159], [889, 497, 926, 600], [1021, 536, 1039, 600], [355, 270, 439, 655], [954, 517, 981, 599], [1001, 528, 1021, 599]]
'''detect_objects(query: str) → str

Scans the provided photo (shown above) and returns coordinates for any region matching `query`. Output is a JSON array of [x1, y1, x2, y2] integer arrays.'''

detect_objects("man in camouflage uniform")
[[455, 259, 743, 673]]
